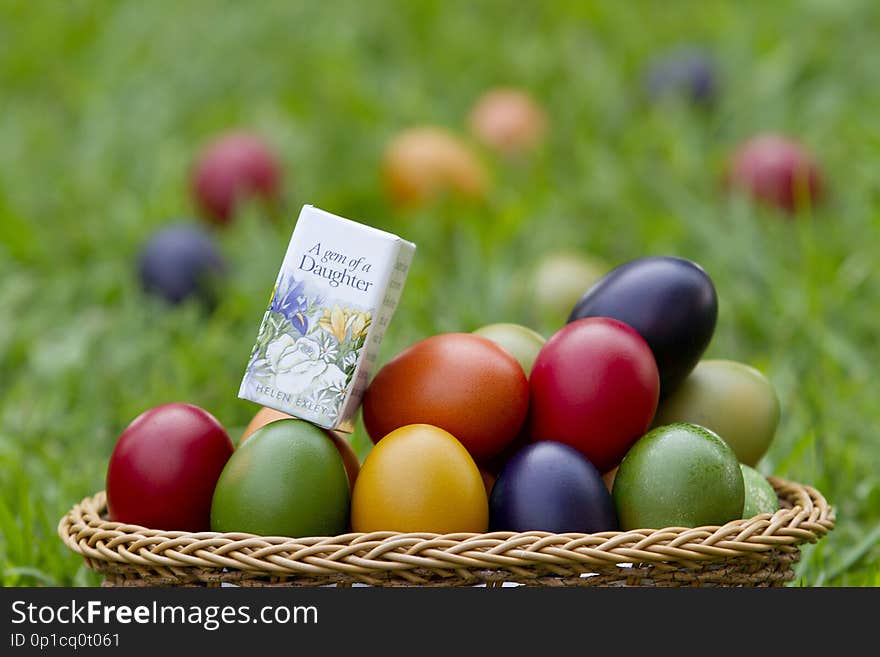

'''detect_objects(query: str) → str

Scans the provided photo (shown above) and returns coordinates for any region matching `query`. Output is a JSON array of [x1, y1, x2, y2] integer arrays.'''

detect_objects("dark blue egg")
[[567, 256, 717, 398], [489, 441, 618, 533], [138, 224, 227, 305], [644, 47, 718, 106]]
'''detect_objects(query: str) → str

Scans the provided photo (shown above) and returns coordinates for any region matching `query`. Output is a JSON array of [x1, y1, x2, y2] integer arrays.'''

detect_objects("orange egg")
[[362, 333, 529, 466], [240, 407, 291, 444], [382, 126, 488, 207], [239, 407, 360, 489], [351, 424, 488, 534], [602, 466, 618, 493], [468, 88, 548, 155], [480, 469, 497, 496]]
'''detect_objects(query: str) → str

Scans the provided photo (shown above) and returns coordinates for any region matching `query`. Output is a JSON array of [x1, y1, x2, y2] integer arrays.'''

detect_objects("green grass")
[[1, 0, 879, 586]]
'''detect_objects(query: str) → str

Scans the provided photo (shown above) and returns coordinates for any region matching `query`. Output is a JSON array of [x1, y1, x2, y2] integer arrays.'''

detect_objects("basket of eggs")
[[59, 256, 834, 587]]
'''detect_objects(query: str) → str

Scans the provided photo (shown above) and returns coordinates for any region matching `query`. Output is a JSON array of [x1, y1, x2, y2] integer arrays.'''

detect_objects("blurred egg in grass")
[[741, 464, 779, 518], [568, 256, 717, 398], [724, 133, 824, 214], [382, 126, 489, 208], [529, 251, 608, 322], [467, 87, 548, 155], [211, 419, 350, 537], [612, 423, 745, 530], [472, 323, 545, 376], [362, 333, 529, 466], [351, 424, 488, 534], [239, 407, 360, 489], [644, 46, 718, 107], [190, 131, 283, 226], [490, 441, 618, 534], [653, 359, 780, 467], [138, 223, 227, 307]]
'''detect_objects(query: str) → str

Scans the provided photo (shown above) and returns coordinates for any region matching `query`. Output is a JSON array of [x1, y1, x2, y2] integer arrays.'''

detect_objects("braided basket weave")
[[59, 476, 833, 587]]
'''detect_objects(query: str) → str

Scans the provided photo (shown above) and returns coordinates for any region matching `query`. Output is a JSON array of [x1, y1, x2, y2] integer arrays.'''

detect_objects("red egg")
[[362, 333, 529, 465], [529, 318, 660, 473], [106, 402, 234, 531], [724, 134, 824, 213], [190, 131, 282, 225]]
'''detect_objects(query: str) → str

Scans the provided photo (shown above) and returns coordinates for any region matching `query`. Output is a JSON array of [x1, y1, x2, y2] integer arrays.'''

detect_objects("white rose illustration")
[[266, 334, 347, 396]]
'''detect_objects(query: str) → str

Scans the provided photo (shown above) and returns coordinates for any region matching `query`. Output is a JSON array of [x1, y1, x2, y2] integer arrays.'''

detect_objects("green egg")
[[612, 423, 745, 530], [210, 419, 350, 537], [653, 359, 780, 467], [472, 322, 545, 376], [531, 251, 608, 321], [740, 464, 779, 518]]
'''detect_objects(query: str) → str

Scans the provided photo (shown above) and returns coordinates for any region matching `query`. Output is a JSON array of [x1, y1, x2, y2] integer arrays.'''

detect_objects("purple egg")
[[567, 256, 717, 399], [645, 47, 718, 106], [138, 224, 227, 306], [489, 441, 618, 533]]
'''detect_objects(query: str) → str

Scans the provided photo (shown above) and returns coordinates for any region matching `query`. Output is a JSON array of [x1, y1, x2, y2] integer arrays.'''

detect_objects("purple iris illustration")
[[270, 273, 310, 335]]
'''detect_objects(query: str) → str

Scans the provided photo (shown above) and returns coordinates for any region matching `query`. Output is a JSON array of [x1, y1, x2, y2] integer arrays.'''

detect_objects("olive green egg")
[[472, 323, 545, 376], [210, 419, 350, 537], [612, 423, 745, 530], [740, 464, 779, 518], [652, 359, 780, 467]]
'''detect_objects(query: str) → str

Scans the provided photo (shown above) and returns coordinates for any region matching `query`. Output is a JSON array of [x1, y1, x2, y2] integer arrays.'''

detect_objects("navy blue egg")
[[644, 47, 718, 106], [489, 441, 618, 534], [138, 224, 226, 305], [567, 256, 717, 398]]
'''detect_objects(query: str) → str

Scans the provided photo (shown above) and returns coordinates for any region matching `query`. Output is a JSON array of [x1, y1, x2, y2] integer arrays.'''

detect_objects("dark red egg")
[[106, 402, 234, 531], [724, 133, 824, 213], [190, 131, 282, 225]]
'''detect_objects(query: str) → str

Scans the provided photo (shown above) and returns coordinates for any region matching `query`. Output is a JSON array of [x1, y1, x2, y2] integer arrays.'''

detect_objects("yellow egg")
[[351, 424, 488, 534], [382, 127, 488, 208]]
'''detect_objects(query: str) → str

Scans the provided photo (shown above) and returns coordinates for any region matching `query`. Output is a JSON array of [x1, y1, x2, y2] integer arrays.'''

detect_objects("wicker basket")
[[59, 476, 833, 587]]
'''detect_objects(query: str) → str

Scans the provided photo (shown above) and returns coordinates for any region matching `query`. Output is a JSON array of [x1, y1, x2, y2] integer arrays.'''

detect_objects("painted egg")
[[741, 464, 779, 518], [210, 419, 350, 537], [530, 251, 608, 323], [644, 46, 718, 106], [472, 322, 545, 376], [567, 256, 717, 398], [239, 407, 360, 489], [106, 402, 234, 532], [350, 424, 488, 534], [382, 127, 488, 208], [653, 359, 780, 466], [190, 131, 282, 225], [362, 333, 529, 465], [612, 423, 745, 530], [529, 317, 659, 473], [724, 133, 824, 214], [467, 87, 548, 155], [138, 224, 227, 306], [490, 442, 618, 533]]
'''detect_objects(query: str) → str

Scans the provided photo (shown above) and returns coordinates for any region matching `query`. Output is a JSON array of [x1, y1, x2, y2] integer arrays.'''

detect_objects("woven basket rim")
[[59, 476, 834, 586]]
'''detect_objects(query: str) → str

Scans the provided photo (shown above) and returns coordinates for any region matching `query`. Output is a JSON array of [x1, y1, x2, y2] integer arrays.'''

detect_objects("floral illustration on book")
[[241, 272, 371, 422]]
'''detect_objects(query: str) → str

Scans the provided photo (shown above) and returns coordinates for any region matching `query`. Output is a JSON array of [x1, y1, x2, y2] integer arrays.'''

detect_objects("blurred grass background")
[[1, 0, 878, 586]]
